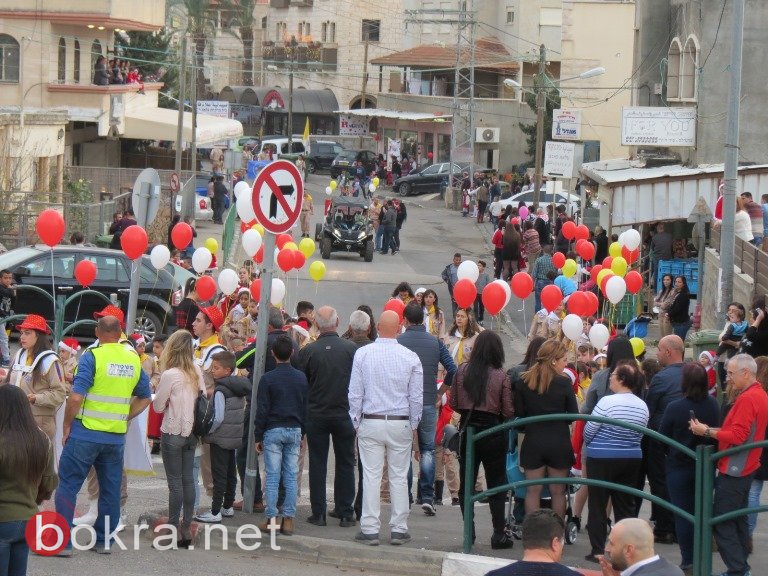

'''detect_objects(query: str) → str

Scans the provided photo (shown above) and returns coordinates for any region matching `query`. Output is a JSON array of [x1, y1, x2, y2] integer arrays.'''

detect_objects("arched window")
[[57, 37, 67, 83], [91, 39, 103, 70], [666, 38, 681, 100], [0, 33, 20, 82], [74, 39, 81, 83], [681, 36, 699, 100]]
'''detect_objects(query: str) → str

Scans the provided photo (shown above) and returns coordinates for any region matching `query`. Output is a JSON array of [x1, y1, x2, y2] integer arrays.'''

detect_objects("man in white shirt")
[[599, 518, 684, 576], [348, 310, 423, 546]]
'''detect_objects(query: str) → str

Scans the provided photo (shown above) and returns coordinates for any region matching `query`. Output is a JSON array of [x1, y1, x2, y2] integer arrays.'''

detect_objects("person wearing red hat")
[[58, 337, 82, 390], [3, 314, 66, 440]]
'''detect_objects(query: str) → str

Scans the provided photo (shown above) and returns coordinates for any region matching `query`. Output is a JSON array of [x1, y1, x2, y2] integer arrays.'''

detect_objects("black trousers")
[[493, 248, 503, 279], [237, 409, 262, 503], [646, 439, 674, 534], [307, 416, 357, 517], [586, 457, 642, 555], [459, 428, 507, 533], [713, 472, 753, 576], [210, 444, 237, 514]]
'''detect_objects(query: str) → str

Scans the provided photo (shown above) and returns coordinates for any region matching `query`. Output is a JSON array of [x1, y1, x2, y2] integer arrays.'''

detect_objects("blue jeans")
[[55, 437, 124, 548], [0, 520, 28, 576], [161, 433, 198, 529], [375, 226, 384, 251], [263, 427, 302, 519], [534, 278, 549, 312], [748, 479, 763, 535], [672, 320, 692, 341], [666, 464, 696, 566], [0, 321, 9, 361], [417, 404, 437, 505], [381, 226, 396, 254]]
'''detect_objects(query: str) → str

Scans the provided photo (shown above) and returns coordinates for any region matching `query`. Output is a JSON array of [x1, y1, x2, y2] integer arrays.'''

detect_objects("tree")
[[119, 29, 179, 109], [518, 88, 561, 166], [234, 0, 255, 86]]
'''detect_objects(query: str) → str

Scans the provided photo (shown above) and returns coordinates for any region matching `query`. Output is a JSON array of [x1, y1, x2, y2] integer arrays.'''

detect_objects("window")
[[86, 255, 129, 283], [304, 22, 310, 39], [362, 19, 380, 42], [422, 164, 440, 175], [28, 254, 74, 279], [57, 37, 67, 83], [261, 16, 267, 29], [506, 10, 514, 24], [666, 39, 681, 100], [73, 39, 81, 83], [91, 39, 102, 70], [330, 22, 336, 42], [680, 36, 698, 100], [0, 33, 20, 82], [321, 22, 327, 42]]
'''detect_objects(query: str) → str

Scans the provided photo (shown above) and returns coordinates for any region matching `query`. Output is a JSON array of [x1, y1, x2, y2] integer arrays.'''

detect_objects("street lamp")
[[505, 56, 604, 207]]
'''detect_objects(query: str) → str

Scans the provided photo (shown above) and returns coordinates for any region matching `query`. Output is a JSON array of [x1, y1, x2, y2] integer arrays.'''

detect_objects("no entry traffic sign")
[[251, 160, 303, 234]]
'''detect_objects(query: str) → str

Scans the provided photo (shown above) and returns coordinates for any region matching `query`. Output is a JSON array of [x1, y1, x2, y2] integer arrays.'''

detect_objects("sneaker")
[[421, 502, 436, 516], [390, 532, 411, 545], [194, 511, 222, 523], [584, 553, 600, 564], [354, 531, 380, 546], [221, 507, 234, 518], [491, 531, 513, 550]]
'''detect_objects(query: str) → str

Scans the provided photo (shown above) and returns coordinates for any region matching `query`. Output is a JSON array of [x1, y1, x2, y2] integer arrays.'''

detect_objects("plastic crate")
[[656, 259, 698, 295]]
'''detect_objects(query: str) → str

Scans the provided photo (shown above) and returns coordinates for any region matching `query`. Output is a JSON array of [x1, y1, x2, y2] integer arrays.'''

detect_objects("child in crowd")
[[699, 350, 718, 397], [474, 260, 491, 323], [593, 353, 608, 370], [229, 338, 245, 354], [58, 337, 81, 389], [195, 351, 251, 523], [221, 289, 251, 347], [148, 334, 167, 392]]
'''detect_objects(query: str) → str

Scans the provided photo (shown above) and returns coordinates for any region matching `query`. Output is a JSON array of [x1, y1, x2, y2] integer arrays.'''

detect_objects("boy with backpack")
[[195, 351, 251, 523]]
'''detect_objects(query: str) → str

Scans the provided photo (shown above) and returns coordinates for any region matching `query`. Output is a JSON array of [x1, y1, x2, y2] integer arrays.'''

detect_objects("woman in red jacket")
[[491, 220, 505, 279]]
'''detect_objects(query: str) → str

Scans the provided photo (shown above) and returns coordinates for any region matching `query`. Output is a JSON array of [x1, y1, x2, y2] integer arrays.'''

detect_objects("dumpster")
[[689, 329, 721, 360]]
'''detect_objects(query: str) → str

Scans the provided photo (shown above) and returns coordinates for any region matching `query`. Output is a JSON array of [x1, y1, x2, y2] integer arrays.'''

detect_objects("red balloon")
[[510, 272, 534, 299], [562, 220, 577, 240], [574, 224, 590, 241], [511, 217, 520, 226], [36, 209, 65, 247], [567, 291, 588, 316], [584, 291, 600, 316], [453, 279, 477, 309], [277, 249, 294, 272], [590, 264, 603, 282], [249, 279, 261, 301], [253, 245, 264, 264], [575, 239, 587, 251], [602, 256, 613, 269], [578, 241, 596, 261], [383, 298, 406, 321], [552, 252, 566, 269], [621, 245, 640, 265], [196, 275, 216, 301], [541, 285, 563, 313], [171, 222, 193, 250], [481, 283, 506, 316], [276, 233, 293, 250], [74, 260, 97, 287], [121, 225, 148, 260], [240, 220, 256, 234], [292, 250, 306, 270], [625, 270, 643, 294], [600, 272, 615, 294]]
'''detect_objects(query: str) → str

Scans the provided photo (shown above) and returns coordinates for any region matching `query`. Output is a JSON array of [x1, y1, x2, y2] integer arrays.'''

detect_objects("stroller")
[[624, 313, 653, 338], [505, 426, 580, 544]]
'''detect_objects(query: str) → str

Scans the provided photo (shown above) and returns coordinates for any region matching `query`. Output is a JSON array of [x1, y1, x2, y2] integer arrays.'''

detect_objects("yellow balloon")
[[611, 256, 628, 277], [609, 242, 622, 258], [630, 337, 645, 357], [252, 223, 265, 236], [204, 238, 218, 254], [562, 258, 577, 278], [283, 241, 298, 252], [329, 180, 338, 190], [372, 177, 380, 187], [308, 260, 326, 282], [596, 268, 613, 290], [299, 237, 315, 258]]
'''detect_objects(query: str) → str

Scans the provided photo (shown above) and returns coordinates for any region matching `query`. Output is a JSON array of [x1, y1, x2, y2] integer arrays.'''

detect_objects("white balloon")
[[233, 181, 250, 199], [236, 189, 257, 222], [241, 228, 263, 257], [605, 275, 627, 304], [325, 186, 333, 195], [589, 323, 610, 350], [274, 247, 281, 267], [492, 279, 512, 308], [562, 314, 584, 342], [150, 244, 170, 270], [191, 247, 213, 274], [369, 183, 376, 192], [457, 260, 480, 283], [270, 278, 286, 305], [618, 230, 627, 247], [218, 268, 239, 296], [623, 229, 642, 251]]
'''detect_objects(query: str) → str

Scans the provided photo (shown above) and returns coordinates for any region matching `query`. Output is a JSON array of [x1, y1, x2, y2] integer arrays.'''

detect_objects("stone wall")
[[700, 247, 755, 330]]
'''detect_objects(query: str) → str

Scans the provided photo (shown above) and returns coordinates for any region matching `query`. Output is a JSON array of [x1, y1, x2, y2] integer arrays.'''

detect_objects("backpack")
[[192, 391, 214, 437]]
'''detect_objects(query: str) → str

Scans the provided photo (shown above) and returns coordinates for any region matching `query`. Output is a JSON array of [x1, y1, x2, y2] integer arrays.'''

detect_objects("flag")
[[302, 117, 310, 153]]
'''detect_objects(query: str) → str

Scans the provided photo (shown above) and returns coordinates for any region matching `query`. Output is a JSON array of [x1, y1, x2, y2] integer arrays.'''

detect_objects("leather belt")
[[362, 414, 409, 421]]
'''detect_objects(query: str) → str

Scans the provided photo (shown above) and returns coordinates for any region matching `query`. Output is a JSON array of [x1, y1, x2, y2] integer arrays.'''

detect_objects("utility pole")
[[718, 0, 746, 327], [358, 39, 369, 149], [287, 64, 294, 147], [190, 46, 199, 177], [533, 44, 546, 208], [174, 34, 188, 214]]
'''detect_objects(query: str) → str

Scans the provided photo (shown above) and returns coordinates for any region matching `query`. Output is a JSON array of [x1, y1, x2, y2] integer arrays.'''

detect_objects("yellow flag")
[[302, 117, 310, 152]]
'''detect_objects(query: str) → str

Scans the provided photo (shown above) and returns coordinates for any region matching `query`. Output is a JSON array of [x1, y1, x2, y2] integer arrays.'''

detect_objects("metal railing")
[[462, 413, 768, 576]]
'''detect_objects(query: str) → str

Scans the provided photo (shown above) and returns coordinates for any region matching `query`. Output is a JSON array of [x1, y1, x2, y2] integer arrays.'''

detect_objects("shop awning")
[[334, 108, 452, 122], [123, 107, 243, 145]]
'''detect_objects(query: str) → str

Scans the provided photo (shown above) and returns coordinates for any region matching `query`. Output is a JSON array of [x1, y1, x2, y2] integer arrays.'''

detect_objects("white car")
[[498, 188, 581, 216]]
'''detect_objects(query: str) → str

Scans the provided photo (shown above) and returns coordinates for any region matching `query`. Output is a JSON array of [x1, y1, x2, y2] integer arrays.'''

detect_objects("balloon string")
[[50, 249, 56, 326]]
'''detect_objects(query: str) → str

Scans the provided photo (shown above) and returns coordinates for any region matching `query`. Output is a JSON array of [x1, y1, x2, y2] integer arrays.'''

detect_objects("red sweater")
[[718, 382, 768, 476]]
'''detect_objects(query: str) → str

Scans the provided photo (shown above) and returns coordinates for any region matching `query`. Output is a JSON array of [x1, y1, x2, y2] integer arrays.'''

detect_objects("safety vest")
[[77, 343, 141, 434]]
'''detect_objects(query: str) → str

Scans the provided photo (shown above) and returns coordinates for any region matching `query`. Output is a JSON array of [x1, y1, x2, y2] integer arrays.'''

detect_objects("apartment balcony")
[[262, 42, 337, 72]]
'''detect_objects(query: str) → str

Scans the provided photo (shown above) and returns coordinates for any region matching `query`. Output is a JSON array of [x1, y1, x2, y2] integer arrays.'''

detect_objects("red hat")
[[58, 337, 81, 354], [94, 305, 125, 328], [200, 305, 224, 332], [130, 333, 146, 347], [17, 314, 51, 335]]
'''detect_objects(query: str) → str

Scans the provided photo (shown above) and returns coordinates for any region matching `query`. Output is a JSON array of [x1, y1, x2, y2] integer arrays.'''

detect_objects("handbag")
[[192, 391, 214, 437], [505, 425, 526, 496], [446, 406, 474, 459]]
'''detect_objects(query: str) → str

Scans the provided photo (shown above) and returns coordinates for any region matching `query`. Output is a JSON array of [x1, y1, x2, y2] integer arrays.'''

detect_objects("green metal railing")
[[462, 413, 768, 576]]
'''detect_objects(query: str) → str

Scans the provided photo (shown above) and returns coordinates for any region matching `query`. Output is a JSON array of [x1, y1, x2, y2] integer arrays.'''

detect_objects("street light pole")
[[174, 34, 188, 215], [287, 64, 294, 148], [533, 44, 546, 208]]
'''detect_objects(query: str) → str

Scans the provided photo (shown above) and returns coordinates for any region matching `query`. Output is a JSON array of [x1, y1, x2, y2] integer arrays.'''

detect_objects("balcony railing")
[[262, 43, 336, 71], [47, 81, 164, 94]]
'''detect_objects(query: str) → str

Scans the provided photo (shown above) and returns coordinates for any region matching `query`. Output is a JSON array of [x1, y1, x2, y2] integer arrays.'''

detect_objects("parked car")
[[0, 245, 185, 340], [306, 140, 344, 174], [258, 137, 306, 160], [394, 162, 465, 196], [498, 188, 581, 216], [329, 149, 378, 179], [234, 136, 260, 152]]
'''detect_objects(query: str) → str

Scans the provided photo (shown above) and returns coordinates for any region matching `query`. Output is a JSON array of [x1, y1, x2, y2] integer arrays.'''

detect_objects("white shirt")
[[621, 555, 660, 576], [348, 337, 423, 430]]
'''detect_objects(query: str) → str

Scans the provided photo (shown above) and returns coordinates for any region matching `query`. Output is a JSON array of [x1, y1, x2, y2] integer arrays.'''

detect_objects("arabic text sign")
[[621, 106, 696, 146], [543, 141, 576, 178]]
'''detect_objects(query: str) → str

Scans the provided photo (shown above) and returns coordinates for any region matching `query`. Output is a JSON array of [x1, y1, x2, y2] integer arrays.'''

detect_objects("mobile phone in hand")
[[689, 410, 695, 420]]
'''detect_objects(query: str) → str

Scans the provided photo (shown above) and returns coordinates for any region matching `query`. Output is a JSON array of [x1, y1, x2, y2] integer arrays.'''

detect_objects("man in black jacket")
[[297, 306, 359, 527]]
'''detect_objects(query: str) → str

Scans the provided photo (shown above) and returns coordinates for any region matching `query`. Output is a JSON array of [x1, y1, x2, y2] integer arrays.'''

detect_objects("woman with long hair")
[[522, 220, 541, 271], [508, 336, 546, 389], [422, 289, 445, 339], [153, 330, 206, 548], [735, 196, 754, 243], [3, 314, 66, 441], [392, 282, 415, 305], [176, 277, 201, 332], [501, 221, 522, 280], [444, 308, 482, 365], [515, 339, 578, 519], [581, 335, 636, 415], [667, 276, 692, 340], [584, 362, 649, 563], [0, 385, 57, 575], [448, 330, 513, 549], [491, 220, 505, 279], [659, 362, 720, 572], [653, 274, 675, 337]]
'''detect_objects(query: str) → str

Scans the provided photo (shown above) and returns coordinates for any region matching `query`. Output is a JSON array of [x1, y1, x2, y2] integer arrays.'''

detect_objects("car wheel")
[[315, 223, 322, 242], [398, 183, 411, 197], [308, 160, 318, 174], [363, 240, 374, 262], [134, 310, 162, 341], [320, 237, 332, 260]]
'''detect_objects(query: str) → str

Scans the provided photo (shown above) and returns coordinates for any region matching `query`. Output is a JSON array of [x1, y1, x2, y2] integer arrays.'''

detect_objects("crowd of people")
[[93, 56, 143, 87]]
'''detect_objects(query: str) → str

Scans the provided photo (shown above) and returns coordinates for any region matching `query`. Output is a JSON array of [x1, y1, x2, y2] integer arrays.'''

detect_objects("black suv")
[[330, 149, 378, 179], [0, 245, 191, 339], [306, 140, 343, 174], [316, 196, 375, 262]]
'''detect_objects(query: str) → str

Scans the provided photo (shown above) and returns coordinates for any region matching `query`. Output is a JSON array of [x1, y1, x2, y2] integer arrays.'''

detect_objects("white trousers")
[[357, 418, 413, 535]]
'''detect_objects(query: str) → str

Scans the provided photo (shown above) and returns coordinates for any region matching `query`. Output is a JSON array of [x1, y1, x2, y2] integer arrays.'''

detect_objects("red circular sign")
[[251, 160, 304, 235], [26, 511, 71, 556]]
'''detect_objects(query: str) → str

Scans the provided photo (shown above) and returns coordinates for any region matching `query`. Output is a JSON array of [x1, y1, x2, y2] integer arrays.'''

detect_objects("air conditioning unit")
[[475, 127, 500, 143]]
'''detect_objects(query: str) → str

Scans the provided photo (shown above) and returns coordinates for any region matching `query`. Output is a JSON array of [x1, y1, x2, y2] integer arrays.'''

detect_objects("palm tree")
[[232, 0, 255, 86]]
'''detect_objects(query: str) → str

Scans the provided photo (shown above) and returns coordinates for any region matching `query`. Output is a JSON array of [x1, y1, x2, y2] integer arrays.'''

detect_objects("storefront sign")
[[621, 106, 696, 146], [339, 115, 369, 136]]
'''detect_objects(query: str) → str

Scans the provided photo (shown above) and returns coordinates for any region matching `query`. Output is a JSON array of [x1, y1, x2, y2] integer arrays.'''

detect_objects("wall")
[[0, 0, 164, 26], [700, 247, 754, 331]]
